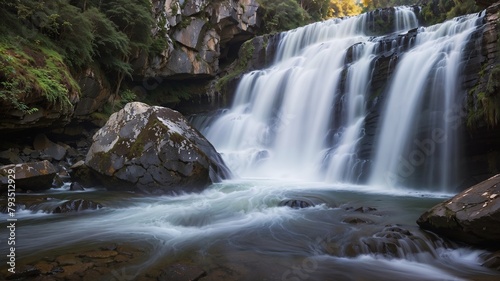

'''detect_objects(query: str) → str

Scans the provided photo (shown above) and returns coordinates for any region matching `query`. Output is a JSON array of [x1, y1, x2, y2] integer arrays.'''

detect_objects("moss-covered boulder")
[[85, 102, 231, 194], [417, 174, 500, 248]]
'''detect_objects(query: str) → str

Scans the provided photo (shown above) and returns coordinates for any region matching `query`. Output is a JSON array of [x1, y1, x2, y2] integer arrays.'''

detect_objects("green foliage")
[[85, 9, 129, 68], [150, 14, 169, 57], [362, 0, 418, 10], [0, 43, 76, 113], [258, 0, 311, 33], [0, 63, 38, 114], [468, 66, 500, 128], [445, 0, 481, 19], [31, 67, 70, 107], [0, 0, 157, 115], [101, 0, 153, 50], [298, 0, 331, 21], [420, 0, 481, 26], [257, 0, 364, 33]]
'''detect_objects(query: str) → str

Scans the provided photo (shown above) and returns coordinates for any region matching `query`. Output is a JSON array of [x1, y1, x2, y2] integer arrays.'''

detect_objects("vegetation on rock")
[[419, 0, 482, 25], [257, 0, 366, 33], [0, 0, 155, 117], [0, 40, 77, 114]]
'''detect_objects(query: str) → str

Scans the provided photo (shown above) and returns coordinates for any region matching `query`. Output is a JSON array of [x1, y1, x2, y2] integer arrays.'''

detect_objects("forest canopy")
[[258, 0, 481, 33]]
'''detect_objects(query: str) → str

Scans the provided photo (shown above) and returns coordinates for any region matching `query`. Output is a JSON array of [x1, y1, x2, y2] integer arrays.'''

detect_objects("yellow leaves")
[[328, 0, 362, 18]]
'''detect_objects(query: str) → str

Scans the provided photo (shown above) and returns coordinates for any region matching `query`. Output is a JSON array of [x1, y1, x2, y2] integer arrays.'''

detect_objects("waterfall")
[[197, 7, 484, 191], [368, 14, 483, 191]]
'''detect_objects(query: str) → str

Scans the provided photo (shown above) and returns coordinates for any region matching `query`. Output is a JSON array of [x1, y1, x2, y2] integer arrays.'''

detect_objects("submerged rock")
[[85, 102, 231, 194], [417, 174, 500, 248], [52, 199, 102, 213], [481, 250, 500, 270], [69, 182, 85, 191], [342, 217, 374, 224], [279, 199, 314, 209], [158, 263, 207, 281]]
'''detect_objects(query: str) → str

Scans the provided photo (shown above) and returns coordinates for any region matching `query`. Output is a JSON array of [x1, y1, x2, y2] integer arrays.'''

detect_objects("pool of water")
[[1, 179, 499, 280]]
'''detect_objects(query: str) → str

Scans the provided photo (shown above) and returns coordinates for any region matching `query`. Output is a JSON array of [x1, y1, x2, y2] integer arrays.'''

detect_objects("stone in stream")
[[85, 102, 232, 194], [69, 182, 85, 191], [342, 217, 374, 224], [158, 263, 207, 281], [279, 199, 314, 209], [330, 224, 450, 259], [52, 199, 103, 213], [417, 174, 500, 248], [4, 265, 40, 280], [481, 250, 500, 270], [0, 160, 57, 192]]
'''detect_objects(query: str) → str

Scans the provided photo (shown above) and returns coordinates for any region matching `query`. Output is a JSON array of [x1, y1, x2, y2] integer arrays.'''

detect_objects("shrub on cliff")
[[0, 0, 154, 111]]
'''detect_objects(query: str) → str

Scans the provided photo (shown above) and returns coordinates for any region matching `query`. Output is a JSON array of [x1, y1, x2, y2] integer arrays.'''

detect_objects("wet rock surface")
[[417, 174, 500, 248], [158, 263, 207, 281], [481, 250, 500, 270], [3, 244, 147, 281], [0, 160, 57, 192], [53, 199, 103, 213], [85, 102, 231, 194], [0, 195, 104, 214], [279, 199, 314, 209]]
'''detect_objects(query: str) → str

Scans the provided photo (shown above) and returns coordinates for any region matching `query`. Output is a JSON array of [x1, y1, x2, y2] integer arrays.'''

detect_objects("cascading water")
[[199, 7, 483, 191], [368, 14, 482, 190]]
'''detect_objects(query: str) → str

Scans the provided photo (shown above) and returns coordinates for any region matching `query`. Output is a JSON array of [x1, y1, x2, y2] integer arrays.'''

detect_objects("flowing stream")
[[2, 182, 499, 280], [2, 7, 499, 281]]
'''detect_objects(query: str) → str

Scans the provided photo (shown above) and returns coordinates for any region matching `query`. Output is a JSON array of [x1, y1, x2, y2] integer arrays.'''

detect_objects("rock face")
[[462, 2, 500, 186], [0, 160, 57, 192], [74, 67, 112, 122], [143, 0, 261, 78], [417, 174, 500, 248], [33, 134, 67, 161], [85, 102, 231, 194]]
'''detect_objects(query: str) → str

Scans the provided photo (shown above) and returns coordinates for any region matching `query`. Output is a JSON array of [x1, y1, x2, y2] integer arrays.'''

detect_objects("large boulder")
[[0, 160, 57, 192], [85, 102, 231, 194], [417, 174, 500, 248]]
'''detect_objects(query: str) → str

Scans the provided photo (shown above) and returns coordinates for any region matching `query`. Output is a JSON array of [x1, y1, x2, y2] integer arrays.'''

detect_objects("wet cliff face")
[[463, 2, 500, 186]]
